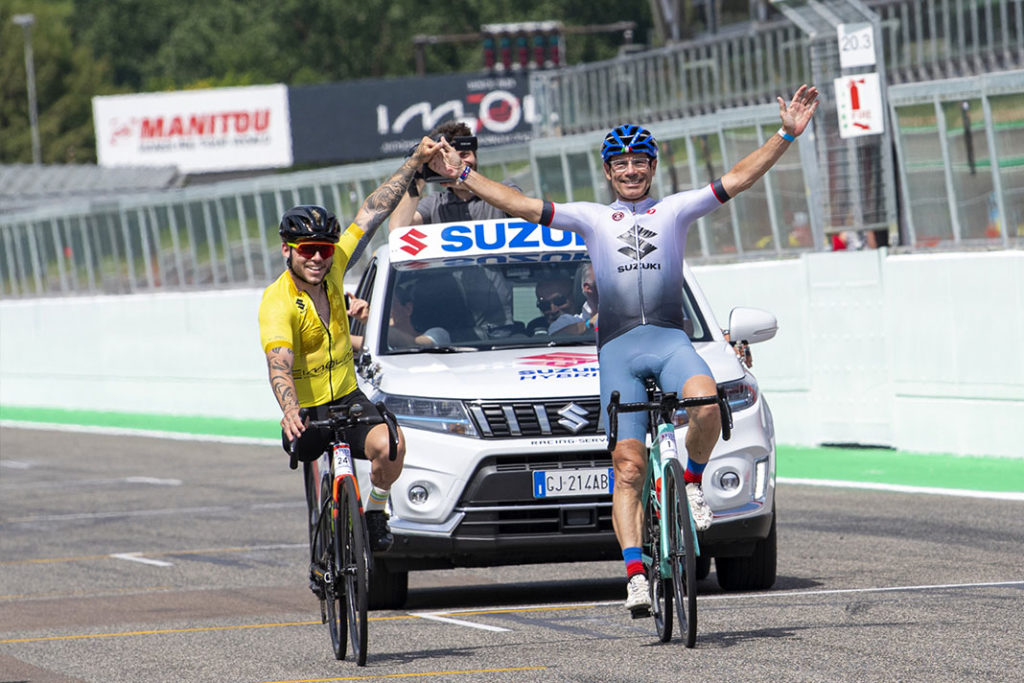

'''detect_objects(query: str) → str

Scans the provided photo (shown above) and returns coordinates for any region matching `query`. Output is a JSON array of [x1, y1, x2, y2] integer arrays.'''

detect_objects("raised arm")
[[720, 84, 819, 197], [353, 137, 442, 235], [430, 142, 546, 224]]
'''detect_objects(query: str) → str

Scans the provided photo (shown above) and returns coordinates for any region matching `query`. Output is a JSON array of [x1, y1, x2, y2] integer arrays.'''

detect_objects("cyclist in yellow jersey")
[[259, 136, 443, 551]]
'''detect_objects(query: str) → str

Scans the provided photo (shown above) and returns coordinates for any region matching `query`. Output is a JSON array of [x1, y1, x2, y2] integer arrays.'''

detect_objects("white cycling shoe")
[[625, 574, 652, 614], [686, 482, 714, 531]]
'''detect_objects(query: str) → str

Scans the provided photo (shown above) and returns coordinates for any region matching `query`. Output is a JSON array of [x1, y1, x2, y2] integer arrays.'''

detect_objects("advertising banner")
[[92, 85, 293, 173], [289, 73, 534, 164]]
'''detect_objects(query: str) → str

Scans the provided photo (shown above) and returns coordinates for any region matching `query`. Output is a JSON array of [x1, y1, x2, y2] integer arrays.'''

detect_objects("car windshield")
[[379, 259, 710, 354]]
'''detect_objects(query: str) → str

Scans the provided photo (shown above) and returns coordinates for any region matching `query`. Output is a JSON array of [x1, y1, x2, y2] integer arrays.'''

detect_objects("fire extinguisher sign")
[[834, 72, 885, 139]]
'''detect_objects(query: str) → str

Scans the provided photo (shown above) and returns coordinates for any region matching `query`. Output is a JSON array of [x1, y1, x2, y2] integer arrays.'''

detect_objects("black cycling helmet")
[[601, 124, 658, 163], [278, 205, 341, 243]]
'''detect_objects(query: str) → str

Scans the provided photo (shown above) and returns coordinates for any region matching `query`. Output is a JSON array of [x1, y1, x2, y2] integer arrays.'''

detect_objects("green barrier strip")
[[3, 405, 1021, 493], [0, 405, 281, 440], [777, 445, 1023, 494]]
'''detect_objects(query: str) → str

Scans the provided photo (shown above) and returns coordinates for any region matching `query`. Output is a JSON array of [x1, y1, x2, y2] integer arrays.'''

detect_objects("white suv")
[[348, 220, 779, 608]]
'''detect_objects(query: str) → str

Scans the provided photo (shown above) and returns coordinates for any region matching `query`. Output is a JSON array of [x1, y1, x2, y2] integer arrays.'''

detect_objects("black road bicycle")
[[290, 402, 399, 666]]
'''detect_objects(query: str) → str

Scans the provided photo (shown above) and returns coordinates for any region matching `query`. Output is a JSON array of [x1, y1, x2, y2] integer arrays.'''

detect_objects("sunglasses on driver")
[[536, 293, 569, 311], [287, 242, 335, 259]]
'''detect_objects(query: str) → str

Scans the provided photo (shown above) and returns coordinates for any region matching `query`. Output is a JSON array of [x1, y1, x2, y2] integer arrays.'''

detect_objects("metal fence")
[[529, 0, 1024, 135], [2, 0, 1022, 299]]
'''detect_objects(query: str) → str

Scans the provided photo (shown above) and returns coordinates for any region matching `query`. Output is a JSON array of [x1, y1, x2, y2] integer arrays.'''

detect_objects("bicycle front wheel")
[[643, 475, 672, 642], [320, 480, 346, 660], [664, 458, 698, 647], [337, 476, 369, 666]]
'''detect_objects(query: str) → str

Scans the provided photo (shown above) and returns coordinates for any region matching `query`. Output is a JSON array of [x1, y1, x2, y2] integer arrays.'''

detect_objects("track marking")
[[778, 476, 1024, 501], [123, 476, 182, 486], [263, 667, 547, 683], [110, 552, 174, 567], [3, 581, 1019, 645], [0, 543, 306, 568], [409, 613, 510, 632]]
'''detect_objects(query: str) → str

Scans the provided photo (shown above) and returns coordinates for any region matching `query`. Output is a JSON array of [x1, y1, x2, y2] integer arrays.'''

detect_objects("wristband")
[[456, 164, 472, 183], [778, 128, 796, 142]]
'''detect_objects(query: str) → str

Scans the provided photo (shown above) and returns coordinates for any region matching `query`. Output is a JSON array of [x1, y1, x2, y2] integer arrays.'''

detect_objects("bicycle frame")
[[643, 421, 700, 577]]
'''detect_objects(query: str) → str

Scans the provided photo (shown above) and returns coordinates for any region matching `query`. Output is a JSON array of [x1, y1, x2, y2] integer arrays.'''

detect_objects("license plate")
[[533, 468, 614, 498]]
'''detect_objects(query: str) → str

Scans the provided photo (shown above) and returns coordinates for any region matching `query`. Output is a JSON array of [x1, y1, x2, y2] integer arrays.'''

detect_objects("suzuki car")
[[348, 220, 779, 608]]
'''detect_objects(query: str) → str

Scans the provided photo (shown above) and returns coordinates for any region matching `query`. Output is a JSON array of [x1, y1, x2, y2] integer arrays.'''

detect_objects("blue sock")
[[623, 546, 644, 578], [685, 458, 707, 484]]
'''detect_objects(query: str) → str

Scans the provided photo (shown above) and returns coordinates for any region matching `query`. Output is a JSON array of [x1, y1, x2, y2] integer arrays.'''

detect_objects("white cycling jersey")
[[540, 181, 730, 348]]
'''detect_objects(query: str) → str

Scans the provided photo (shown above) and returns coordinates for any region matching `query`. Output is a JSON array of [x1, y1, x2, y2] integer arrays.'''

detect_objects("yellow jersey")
[[258, 222, 364, 407]]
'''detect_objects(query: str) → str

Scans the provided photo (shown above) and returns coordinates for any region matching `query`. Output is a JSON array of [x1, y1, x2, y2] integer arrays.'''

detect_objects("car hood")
[[367, 342, 744, 400]]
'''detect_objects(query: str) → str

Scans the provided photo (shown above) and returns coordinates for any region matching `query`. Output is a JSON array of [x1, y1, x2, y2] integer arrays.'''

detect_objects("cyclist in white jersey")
[[431, 84, 819, 614]]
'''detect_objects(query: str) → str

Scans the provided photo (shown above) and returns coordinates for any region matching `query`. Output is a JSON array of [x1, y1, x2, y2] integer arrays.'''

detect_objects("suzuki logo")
[[399, 228, 428, 255], [557, 402, 590, 434], [520, 353, 597, 368], [617, 226, 657, 260]]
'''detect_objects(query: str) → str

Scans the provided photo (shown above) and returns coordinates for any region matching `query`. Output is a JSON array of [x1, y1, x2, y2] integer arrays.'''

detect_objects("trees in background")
[[1, 0, 652, 163]]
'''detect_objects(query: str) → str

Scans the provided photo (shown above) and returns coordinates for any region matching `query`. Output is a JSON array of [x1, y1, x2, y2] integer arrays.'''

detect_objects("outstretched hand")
[[778, 84, 820, 137], [427, 139, 465, 179], [410, 136, 444, 165]]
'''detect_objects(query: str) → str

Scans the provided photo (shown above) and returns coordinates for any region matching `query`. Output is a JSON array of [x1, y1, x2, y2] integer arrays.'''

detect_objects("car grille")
[[454, 451, 614, 537], [467, 397, 605, 438]]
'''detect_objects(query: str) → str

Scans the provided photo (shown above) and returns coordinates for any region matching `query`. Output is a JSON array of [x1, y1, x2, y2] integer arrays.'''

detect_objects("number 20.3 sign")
[[838, 23, 876, 69]]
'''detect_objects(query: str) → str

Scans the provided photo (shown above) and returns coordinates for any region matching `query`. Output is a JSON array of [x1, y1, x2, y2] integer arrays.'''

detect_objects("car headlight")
[[671, 374, 758, 427], [378, 393, 478, 437]]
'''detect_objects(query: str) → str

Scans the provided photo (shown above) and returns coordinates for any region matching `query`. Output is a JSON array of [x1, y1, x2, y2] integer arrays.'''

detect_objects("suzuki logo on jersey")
[[617, 226, 658, 260], [556, 402, 590, 434], [399, 228, 428, 255]]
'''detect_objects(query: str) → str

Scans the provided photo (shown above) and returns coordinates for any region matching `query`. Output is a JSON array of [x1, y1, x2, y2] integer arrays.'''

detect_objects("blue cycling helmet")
[[601, 124, 658, 163]]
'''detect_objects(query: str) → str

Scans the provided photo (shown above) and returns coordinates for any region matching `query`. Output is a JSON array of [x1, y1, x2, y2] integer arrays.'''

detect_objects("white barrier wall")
[[692, 249, 1024, 459], [2, 250, 1022, 457]]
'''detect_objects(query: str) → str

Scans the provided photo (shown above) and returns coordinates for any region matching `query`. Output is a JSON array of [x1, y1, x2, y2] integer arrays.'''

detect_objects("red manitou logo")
[[399, 228, 428, 255], [519, 352, 598, 368]]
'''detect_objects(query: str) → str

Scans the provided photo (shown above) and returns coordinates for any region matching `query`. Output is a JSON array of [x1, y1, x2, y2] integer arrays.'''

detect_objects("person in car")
[[427, 84, 820, 615], [528, 276, 586, 336], [258, 136, 445, 554]]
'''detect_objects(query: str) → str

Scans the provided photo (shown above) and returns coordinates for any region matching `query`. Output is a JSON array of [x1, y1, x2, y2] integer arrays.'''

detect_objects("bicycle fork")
[[655, 423, 700, 572]]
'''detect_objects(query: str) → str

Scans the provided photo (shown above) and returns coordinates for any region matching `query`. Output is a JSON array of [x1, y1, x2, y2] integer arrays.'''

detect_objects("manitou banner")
[[288, 72, 534, 164], [92, 85, 293, 173]]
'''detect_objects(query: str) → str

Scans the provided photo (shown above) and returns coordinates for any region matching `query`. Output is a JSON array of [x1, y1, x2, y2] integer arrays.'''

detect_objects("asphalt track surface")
[[1, 426, 1022, 683]]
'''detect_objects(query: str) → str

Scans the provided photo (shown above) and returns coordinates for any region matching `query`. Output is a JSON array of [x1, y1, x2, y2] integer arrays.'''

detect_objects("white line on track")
[[778, 476, 1024, 501], [410, 613, 511, 632], [110, 552, 174, 567], [397, 580, 1022, 632]]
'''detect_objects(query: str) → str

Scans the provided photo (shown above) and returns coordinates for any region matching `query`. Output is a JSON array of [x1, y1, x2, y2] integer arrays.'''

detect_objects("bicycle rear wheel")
[[337, 476, 369, 666], [664, 457, 698, 647], [643, 477, 672, 642], [319, 481, 346, 660]]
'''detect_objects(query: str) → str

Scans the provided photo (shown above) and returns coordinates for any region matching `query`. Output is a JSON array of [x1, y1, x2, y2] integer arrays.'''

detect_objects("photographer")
[[390, 121, 522, 330], [389, 121, 523, 227]]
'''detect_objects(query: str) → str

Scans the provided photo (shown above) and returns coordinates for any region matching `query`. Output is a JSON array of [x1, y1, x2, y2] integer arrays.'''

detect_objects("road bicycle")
[[607, 377, 732, 648], [289, 401, 399, 666]]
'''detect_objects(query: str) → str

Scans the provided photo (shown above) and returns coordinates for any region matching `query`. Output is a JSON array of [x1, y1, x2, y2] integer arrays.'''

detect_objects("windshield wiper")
[[545, 339, 596, 347], [391, 345, 479, 354]]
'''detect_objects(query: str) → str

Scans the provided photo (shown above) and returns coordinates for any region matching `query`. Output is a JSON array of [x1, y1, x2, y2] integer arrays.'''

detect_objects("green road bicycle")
[[607, 377, 732, 647]]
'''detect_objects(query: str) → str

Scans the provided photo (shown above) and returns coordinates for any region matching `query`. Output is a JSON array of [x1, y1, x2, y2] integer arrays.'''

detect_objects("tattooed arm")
[[266, 345, 305, 441], [353, 136, 442, 235]]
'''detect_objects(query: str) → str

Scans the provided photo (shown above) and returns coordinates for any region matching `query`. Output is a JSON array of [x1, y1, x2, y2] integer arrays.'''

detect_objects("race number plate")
[[533, 467, 614, 498]]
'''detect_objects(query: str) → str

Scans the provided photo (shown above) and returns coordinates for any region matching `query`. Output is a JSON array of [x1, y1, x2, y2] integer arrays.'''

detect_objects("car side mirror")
[[727, 307, 778, 344]]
